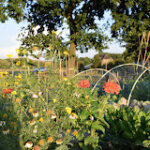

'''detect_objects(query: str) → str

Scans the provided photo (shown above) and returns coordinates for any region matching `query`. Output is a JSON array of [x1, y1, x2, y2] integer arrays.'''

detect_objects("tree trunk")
[[67, 42, 76, 76]]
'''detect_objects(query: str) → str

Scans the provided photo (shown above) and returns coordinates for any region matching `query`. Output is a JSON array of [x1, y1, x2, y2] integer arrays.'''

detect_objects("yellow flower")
[[16, 97, 21, 102], [63, 77, 68, 81], [12, 91, 17, 95], [65, 107, 72, 114], [14, 82, 19, 85], [45, 62, 51, 67], [3, 94, 6, 98], [63, 51, 69, 55], [28, 108, 34, 113], [23, 50, 27, 54], [66, 129, 70, 134], [52, 98, 57, 103], [3, 82, 8, 87], [71, 113, 78, 119], [39, 117, 44, 122], [0, 72, 8, 77], [52, 30, 56, 34], [16, 61, 21, 66], [18, 74, 22, 78], [86, 121, 89, 125], [39, 71, 43, 74], [49, 45, 53, 50], [22, 65, 26, 68], [72, 130, 78, 136], [3, 113, 8, 118], [38, 139, 45, 146], [16, 48, 20, 54], [85, 95, 89, 99], [7, 54, 13, 58], [67, 81, 71, 85], [48, 136, 53, 143]]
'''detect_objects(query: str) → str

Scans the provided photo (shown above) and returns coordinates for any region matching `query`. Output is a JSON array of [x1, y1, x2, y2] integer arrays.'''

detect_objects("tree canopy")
[[0, 0, 26, 22], [109, 0, 150, 61]]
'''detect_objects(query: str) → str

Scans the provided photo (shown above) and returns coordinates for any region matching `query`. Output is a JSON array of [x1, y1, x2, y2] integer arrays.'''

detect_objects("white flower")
[[73, 93, 81, 98], [51, 114, 56, 119], [34, 125, 38, 129], [3, 128, 9, 135], [29, 120, 36, 126], [32, 94, 38, 99], [33, 128, 37, 133], [32, 111, 39, 117], [90, 115, 94, 121], [69, 115, 75, 119], [38, 92, 42, 96], [25, 141, 33, 148], [0, 121, 6, 126]]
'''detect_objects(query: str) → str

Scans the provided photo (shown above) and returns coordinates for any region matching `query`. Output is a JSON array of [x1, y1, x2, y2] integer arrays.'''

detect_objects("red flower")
[[3, 88, 13, 94], [103, 81, 120, 95], [79, 80, 90, 88]]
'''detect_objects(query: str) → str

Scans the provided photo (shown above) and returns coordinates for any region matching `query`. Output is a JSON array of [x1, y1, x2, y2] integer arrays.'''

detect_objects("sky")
[[0, 13, 125, 59]]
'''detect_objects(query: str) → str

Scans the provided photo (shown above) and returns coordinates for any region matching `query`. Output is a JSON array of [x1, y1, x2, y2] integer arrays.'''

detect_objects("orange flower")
[[29, 108, 34, 113], [46, 109, 52, 115], [103, 81, 121, 95], [48, 136, 53, 143], [72, 130, 78, 136], [16, 98, 21, 102], [32, 46, 38, 51], [74, 83, 79, 88], [38, 139, 45, 146], [3, 113, 8, 118], [33, 145, 40, 150]]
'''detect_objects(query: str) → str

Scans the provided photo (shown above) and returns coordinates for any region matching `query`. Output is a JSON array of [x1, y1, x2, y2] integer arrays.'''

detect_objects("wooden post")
[[58, 50, 62, 78]]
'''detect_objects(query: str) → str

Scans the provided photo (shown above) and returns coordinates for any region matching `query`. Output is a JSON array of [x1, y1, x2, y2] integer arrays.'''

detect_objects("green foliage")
[[25, 0, 108, 53], [110, 0, 150, 61], [92, 54, 101, 68], [122, 73, 150, 101], [102, 107, 150, 149], [0, 0, 26, 23]]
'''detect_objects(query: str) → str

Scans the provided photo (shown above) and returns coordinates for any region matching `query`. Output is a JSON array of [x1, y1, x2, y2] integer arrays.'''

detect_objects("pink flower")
[[79, 80, 90, 88]]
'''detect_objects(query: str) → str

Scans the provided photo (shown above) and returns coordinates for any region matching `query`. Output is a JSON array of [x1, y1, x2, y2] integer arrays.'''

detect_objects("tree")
[[109, 0, 150, 61], [24, 0, 109, 75], [1, 0, 109, 75], [0, 0, 26, 23]]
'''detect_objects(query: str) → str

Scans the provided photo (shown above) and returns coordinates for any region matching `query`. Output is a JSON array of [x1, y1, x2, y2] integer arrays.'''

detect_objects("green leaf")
[[80, 110, 89, 121], [92, 121, 105, 133]]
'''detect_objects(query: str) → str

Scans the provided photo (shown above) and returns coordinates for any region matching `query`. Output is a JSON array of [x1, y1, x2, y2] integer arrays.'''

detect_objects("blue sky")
[[0, 14, 125, 59]]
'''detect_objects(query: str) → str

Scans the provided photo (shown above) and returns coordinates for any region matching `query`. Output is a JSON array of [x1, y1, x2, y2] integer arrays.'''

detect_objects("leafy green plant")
[[102, 107, 150, 149]]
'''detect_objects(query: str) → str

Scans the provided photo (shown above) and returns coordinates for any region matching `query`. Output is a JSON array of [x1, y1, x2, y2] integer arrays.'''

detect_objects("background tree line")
[[0, 0, 150, 74]]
